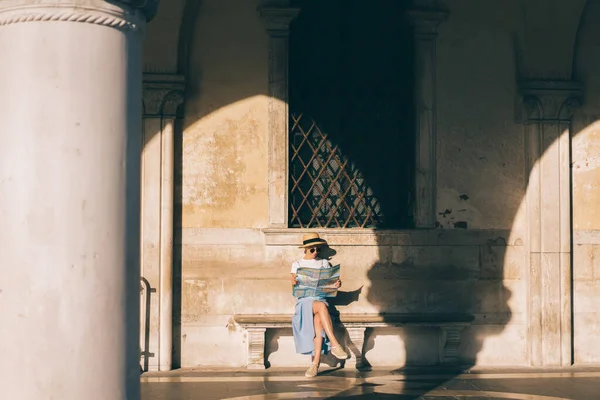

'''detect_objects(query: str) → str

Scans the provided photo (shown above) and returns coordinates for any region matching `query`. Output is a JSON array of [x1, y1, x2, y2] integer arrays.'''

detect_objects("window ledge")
[[262, 228, 520, 247]]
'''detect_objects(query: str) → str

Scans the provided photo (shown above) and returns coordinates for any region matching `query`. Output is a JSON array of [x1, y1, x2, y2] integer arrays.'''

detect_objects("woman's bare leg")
[[312, 301, 340, 347], [312, 315, 323, 365]]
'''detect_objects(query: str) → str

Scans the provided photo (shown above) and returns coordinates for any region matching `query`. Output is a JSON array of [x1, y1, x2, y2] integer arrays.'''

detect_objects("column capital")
[[406, 8, 448, 36], [258, 6, 300, 36], [143, 74, 185, 117], [0, 1, 152, 30], [519, 80, 583, 123]]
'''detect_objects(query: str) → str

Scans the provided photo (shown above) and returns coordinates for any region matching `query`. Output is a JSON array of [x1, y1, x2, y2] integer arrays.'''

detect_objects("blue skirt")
[[292, 297, 331, 355]]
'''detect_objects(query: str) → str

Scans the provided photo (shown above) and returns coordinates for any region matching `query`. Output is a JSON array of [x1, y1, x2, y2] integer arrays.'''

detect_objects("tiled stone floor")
[[141, 366, 600, 399]]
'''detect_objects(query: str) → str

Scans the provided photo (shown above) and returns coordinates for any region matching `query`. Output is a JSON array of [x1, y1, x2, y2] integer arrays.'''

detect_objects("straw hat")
[[298, 233, 327, 248]]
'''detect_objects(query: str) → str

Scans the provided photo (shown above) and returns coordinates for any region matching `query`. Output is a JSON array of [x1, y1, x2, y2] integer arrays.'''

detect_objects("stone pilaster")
[[0, 1, 149, 398], [246, 328, 267, 369], [520, 80, 583, 366], [407, 9, 448, 227], [440, 326, 465, 364], [141, 74, 185, 372], [345, 327, 367, 369], [259, 5, 300, 228]]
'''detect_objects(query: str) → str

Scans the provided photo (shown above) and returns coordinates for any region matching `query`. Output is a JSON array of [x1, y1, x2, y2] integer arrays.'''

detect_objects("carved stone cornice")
[[0, 1, 153, 30], [143, 74, 185, 117], [258, 6, 300, 37], [407, 8, 448, 37], [518, 80, 583, 123]]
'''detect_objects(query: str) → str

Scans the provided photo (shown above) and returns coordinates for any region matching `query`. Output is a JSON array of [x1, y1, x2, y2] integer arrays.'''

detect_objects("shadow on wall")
[[364, 237, 512, 394], [291, 2, 511, 398], [156, 0, 598, 395], [311, 239, 511, 400]]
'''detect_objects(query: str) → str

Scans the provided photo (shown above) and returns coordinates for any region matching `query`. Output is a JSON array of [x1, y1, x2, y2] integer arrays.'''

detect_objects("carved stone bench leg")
[[439, 326, 465, 364], [246, 328, 266, 369], [345, 327, 366, 368]]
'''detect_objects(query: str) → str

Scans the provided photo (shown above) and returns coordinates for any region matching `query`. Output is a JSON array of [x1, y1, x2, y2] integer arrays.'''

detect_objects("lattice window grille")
[[289, 113, 383, 228]]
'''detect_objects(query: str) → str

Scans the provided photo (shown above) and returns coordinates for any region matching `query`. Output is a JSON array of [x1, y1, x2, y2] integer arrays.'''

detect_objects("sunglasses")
[[309, 248, 320, 254]]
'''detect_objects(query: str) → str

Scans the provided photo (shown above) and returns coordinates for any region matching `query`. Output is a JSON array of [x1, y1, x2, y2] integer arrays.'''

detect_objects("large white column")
[[0, 1, 155, 399]]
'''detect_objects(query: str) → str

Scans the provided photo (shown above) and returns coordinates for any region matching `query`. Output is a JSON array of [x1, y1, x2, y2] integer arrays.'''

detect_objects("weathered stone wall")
[[436, 0, 525, 231], [181, 0, 270, 229], [177, 228, 526, 366], [174, 0, 531, 368], [433, 0, 528, 367], [177, 0, 270, 366], [138, 0, 600, 368]]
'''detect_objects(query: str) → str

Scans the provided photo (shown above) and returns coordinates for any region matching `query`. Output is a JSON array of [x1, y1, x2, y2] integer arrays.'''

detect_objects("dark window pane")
[[289, 0, 415, 228]]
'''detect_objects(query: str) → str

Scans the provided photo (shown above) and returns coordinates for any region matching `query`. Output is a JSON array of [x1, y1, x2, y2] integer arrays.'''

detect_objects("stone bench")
[[231, 313, 473, 369]]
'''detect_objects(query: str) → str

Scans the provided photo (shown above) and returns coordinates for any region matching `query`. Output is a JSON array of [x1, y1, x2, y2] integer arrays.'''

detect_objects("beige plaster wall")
[[436, 0, 525, 232], [176, 0, 270, 367], [181, 0, 270, 229], [177, 228, 527, 367]]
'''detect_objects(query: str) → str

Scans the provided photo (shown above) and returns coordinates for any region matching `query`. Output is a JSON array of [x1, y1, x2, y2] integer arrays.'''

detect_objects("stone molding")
[[178, 227, 521, 247], [519, 80, 583, 123], [0, 3, 149, 30], [143, 74, 185, 117], [0, 10, 136, 30], [258, 6, 300, 37], [262, 228, 521, 247]]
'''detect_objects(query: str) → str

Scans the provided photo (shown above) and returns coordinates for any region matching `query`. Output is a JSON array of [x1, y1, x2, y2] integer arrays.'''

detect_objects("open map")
[[292, 264, 340, 298]]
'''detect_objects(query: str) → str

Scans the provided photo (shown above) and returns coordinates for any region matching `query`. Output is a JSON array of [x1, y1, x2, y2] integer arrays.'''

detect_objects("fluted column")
[[141, 74, 184, 372], [520, 80, 582, 366], [0, 1, 156, 398]]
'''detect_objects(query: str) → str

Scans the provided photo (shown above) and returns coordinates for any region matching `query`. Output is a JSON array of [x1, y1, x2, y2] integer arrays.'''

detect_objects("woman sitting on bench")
[[291, 233, 348, 378]]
